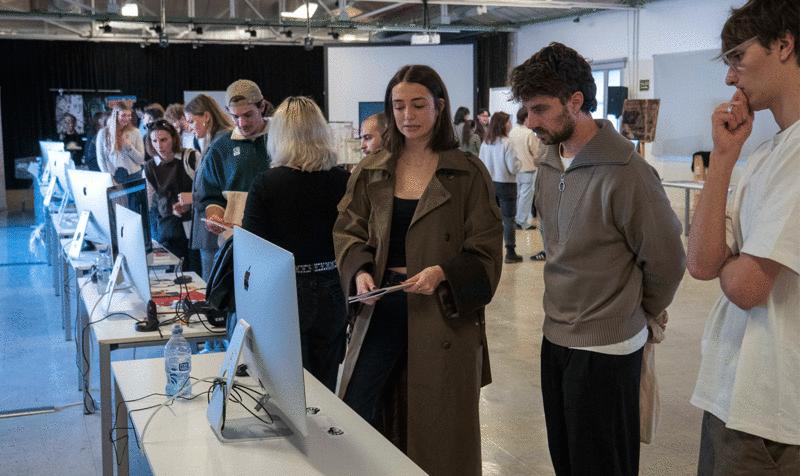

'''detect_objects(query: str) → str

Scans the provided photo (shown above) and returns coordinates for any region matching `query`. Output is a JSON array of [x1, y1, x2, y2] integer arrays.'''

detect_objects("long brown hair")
[[382, 65, 460, 158], [461, 119, 476, 147], [484, 112, 510, 145], [185, 94, 234, 140]]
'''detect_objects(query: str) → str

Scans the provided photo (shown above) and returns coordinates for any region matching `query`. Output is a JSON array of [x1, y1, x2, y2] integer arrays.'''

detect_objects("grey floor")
[[0, 208, 716, 475]]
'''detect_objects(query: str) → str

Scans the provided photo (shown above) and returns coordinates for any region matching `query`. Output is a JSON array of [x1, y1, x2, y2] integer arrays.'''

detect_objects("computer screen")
[[107, 178, 152, 258], [233, 226, 307, 437], [113, 204, 151, 305], [67, 169, 113, 245], [50, 151, 74, 198]]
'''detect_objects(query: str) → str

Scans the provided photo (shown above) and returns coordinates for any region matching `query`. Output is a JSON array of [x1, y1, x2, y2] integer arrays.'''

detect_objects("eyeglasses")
[[721, 36, 759, 70], [146, 119, 172, 131]]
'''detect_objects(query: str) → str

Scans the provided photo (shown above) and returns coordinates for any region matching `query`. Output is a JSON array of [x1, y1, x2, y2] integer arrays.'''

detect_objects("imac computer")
[[47, 151, 75, 204], [207, 226, 307, 441], [66, 169, 113, 258], [103, 204, 151, 316], [107, 178, 152, 259]]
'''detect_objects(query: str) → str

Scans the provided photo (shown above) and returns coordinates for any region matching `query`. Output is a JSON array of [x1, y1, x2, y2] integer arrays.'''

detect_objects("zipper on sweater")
[[559, 173, 565, 192]]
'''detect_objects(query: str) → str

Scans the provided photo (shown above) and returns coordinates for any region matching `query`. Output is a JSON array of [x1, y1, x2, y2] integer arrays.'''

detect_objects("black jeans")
[[295, 269, 348, 392], [342, 270, 408, 425], [493, 181, 517, 250], [541, 336, 642, 476]]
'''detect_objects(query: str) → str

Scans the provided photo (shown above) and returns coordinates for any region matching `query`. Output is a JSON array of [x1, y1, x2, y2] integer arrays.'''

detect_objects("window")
[[590, 59, 626, 129]]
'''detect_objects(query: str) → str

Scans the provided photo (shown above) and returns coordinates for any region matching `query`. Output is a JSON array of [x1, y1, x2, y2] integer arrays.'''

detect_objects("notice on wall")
[[621, 99, 660, 143]]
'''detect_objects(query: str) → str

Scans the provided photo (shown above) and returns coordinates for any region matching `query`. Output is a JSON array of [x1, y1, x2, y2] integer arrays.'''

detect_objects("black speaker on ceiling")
[[607, 86, 628, 117]]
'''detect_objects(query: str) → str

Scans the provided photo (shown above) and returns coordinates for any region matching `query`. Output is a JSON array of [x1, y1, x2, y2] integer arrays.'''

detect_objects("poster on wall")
[[621, 99, 660, 143], [55, 94, 85, 136], [106, 96, 137, 109]]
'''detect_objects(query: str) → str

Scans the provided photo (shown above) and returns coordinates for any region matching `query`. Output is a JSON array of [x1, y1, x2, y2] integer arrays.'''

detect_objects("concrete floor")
[[0, 208, 717, 475]]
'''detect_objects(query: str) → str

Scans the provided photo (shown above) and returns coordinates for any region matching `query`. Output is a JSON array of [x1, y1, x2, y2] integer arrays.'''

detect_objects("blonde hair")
[[267, 97, 337, 172], [184, 94, 234, 140], [105, 102, 136, 152]]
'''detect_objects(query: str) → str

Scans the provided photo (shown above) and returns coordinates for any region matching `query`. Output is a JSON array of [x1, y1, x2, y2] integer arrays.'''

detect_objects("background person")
[[242, 96, 348, 392], [96, 102, 145, 184], [459, 119, 481, 156], [360, 112, 387, 156], [479, 111, 522, 263], [452, 106, 470, 143], [183, 94, 234, 280], [687, 1, 800, 474], [143, 119, 201, 274], [165, 103, 195, 150], [509, 107, 546, 231], [334, 64, 503, 476]]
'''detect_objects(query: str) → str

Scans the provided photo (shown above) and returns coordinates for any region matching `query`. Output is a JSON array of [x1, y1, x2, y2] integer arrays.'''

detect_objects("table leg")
[[114, 376, 130, 476], [101, 343, 114, 476], [78, 292, 90, 394], [684, 189, 691, 237], [62, 256, 71, 338]]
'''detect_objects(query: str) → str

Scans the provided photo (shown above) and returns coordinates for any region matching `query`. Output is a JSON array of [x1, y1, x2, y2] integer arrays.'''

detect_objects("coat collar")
[[362, 147, 473, 176], [230, 119, 269, 141], [541, 119, 635, 171]]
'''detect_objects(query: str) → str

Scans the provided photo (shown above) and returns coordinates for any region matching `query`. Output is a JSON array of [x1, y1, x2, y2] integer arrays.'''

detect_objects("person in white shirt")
[[687, 1, 800, 474], [96, 102, 145, 184], [508, 107, 546, 231], [479, 111, 522, 263]]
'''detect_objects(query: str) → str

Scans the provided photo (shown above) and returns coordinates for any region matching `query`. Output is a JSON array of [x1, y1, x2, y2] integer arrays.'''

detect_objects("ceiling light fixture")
[[573, 16, 580, 23], [192, 25, 203, 35], [120, 2, 138, 17], [102, 24, 112, 33], [283, 29, 293, 38], [249, 29, 257, 37], [329, 30, 339, 40], [281, 3, 318, 19]]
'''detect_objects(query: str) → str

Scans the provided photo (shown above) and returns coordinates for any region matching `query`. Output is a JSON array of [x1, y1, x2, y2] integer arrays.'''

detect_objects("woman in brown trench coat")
[[333, 65, 503, 476]]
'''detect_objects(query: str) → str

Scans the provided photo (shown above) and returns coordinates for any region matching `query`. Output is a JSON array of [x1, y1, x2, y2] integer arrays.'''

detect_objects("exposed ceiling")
[[0, 0, 657, 47]]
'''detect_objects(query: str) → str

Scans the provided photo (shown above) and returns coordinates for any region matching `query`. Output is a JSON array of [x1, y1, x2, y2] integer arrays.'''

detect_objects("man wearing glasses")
[[687, 0, 800, 474], [197, 79, 271, 238]]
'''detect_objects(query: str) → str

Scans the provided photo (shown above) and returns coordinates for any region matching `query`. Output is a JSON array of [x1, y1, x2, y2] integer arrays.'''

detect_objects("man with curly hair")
[[509, 42, 686, 475], [687, 0, 800, 474]]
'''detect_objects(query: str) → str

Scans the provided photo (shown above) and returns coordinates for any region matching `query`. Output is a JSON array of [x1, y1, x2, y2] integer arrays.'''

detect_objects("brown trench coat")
[[333, 148, 504, 476]]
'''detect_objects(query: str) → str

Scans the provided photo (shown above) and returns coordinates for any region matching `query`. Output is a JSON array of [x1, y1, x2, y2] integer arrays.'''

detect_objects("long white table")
[[112, 354, 427, 476], [661, 180, 735, 237], [77, 273, 226, 476]]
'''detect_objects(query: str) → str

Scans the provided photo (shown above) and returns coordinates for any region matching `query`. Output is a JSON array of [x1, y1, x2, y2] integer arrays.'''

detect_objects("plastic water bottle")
[[95, 248, 111, 293], [164, 324, 192, 397]]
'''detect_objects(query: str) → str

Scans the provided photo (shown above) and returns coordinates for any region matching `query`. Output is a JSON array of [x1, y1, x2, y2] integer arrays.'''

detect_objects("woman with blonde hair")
[[184, 94, 235, 279], [96, 102, 145, 183], [242, 96, 348, 391]]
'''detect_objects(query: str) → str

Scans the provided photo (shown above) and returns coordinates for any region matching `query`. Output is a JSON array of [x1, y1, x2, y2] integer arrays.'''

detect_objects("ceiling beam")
[[352, 0, 638, 9], [352, 3, 404, 20]]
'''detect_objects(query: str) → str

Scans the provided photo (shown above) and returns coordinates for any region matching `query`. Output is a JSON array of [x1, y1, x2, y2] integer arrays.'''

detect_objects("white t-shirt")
[[691, 118, 800, 445]]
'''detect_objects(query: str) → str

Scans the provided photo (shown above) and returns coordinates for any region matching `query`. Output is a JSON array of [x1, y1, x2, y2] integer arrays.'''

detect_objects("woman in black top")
[[242, 96, 348, 392], [143, 120, 201, 274]]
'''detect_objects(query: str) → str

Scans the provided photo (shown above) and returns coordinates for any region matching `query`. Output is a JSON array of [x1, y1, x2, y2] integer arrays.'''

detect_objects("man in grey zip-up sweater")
[[510, 42, 686, 476]]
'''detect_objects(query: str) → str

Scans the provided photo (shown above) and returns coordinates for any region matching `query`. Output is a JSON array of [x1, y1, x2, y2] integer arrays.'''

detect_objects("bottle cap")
[[172, 323, 182, 333]]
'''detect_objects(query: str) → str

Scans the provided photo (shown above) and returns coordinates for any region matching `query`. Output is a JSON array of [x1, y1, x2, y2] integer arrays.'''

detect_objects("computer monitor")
[[103, 204, 151, 316], [50, 150, 74, 198], [67, 169, 113, 245], [207, 226, 307, 441], [107, 178, 152, 259]]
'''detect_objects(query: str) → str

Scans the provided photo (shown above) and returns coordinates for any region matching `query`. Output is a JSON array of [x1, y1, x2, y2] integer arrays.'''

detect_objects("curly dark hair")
[[720, 0, 799, 66], [509, 42, 597, 114]]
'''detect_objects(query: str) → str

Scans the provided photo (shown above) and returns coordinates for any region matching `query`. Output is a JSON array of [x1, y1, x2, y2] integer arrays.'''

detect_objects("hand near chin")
[[712, 89, 754, 165]]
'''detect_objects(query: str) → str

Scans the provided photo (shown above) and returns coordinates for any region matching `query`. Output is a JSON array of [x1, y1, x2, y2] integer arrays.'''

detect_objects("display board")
[[652, 48, 776, 160], [326, 44, 474, 127]]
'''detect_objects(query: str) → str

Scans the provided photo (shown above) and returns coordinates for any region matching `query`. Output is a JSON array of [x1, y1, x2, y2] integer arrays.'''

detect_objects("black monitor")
[[107, 178, 152, 259]]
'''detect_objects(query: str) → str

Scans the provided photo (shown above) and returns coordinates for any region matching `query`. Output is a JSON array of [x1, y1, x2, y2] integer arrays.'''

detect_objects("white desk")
[[661, 180, 734, 237], [77, 273, 226, 476], [112, 354, 427, 476]]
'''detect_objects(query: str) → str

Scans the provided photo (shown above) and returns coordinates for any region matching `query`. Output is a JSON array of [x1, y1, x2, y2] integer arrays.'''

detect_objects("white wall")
[[326, 44, 474, 128], [512, 0, 749, 185]]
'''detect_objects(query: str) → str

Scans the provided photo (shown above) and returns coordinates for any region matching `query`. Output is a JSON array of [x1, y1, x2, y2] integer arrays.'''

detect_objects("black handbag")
[[206, 236, 235, 314]]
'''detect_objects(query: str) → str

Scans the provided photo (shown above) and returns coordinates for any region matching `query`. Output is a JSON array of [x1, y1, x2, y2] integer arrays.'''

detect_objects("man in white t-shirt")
[[508, 107, 546, 231], [687, 1, 800, 474]]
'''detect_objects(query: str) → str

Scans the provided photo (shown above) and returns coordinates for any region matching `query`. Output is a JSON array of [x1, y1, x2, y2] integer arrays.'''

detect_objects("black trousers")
[[540, 336, 643, 476]]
